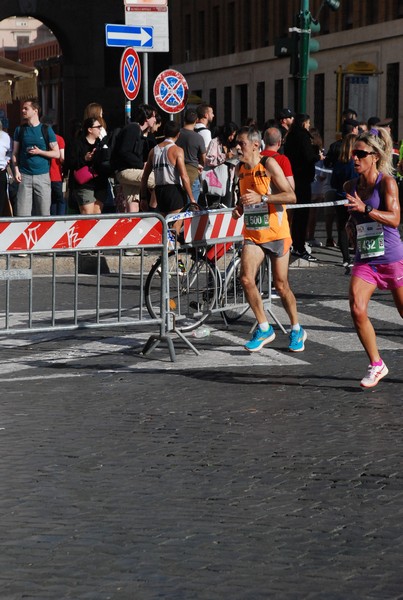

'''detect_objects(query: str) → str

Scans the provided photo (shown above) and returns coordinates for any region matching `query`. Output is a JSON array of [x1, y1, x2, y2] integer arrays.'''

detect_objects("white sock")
[[259, 321, 269, 332], [291, 324, 300, 331]]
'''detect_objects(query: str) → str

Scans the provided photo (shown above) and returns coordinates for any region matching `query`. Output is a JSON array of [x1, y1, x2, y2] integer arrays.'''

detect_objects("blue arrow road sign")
[[105, 24, 153, 48]]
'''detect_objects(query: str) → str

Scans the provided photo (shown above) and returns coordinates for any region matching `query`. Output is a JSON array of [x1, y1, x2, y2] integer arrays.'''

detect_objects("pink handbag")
[[73, 165, 96, 185]]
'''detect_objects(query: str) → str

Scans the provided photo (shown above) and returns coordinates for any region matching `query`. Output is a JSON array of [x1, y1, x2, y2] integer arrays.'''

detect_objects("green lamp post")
[[297, 0, 340, 113]]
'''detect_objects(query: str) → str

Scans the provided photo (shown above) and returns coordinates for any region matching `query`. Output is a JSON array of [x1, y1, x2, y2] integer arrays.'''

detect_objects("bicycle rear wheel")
[[145, 250, 219, 332], [220, 256, 250, 323]]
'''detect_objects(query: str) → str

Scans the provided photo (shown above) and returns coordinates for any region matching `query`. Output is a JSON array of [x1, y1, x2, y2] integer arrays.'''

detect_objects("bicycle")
[[144, 240, 267, 332]]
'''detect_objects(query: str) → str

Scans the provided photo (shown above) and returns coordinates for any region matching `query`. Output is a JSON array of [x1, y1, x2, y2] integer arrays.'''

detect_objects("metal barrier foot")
[[173, 328, 201, 356], [141, 334, 177, 362], [141, 329, 201, 362]]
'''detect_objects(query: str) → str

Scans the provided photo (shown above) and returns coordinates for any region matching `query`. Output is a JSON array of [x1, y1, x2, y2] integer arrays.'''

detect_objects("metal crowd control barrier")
[[163, 208, 287, 335], [0, 212, 184, 361], [2, 204, 323, 360]]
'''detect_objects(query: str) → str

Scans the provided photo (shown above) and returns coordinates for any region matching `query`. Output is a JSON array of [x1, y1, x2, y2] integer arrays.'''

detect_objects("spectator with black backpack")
[[112, 103, 157, 212], [11, 100, 60, 216]]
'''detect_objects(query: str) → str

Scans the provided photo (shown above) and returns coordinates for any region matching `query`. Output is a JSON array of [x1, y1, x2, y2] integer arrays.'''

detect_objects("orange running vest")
[[238, 160, 291, 244]]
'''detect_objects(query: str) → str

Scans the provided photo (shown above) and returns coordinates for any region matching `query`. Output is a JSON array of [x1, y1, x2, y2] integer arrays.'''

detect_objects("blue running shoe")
[[288, 327, 307, 352], [245, 325, 276, 352]]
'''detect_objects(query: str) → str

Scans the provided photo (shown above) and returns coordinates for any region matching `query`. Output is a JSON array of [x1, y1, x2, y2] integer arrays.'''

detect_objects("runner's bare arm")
[[345, 175, 400, 228]]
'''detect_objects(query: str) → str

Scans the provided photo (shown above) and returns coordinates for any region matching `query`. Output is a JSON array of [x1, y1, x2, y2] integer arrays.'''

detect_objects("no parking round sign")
[[153, 69, 188, 114], [120, 47, 141, 101]]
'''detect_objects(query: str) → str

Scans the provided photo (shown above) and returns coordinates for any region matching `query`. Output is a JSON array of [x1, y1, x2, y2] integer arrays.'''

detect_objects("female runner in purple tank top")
[[344, 127, 403, 388]]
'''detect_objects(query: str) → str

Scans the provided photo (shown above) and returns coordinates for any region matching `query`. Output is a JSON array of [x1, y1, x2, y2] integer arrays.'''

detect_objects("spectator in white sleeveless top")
[[140, 121, 199, 236]]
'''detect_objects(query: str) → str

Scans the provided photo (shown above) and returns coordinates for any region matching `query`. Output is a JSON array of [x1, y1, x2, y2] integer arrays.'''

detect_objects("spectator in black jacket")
[[113, 104, 157, 212], [284, 113, 320, 261]]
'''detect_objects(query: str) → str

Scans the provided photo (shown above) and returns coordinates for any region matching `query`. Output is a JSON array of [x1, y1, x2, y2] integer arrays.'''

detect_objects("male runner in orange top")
[[232, 126, 307, 353]]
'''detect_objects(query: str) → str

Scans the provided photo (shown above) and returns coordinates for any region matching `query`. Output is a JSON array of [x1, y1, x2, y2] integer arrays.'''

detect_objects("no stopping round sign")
[[153, 69, 188, 114], [120, 47, 141, 101]]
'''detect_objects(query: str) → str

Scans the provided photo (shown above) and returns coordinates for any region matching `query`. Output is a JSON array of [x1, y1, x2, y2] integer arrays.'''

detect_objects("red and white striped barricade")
[[0, 215, 163, 253], [175, 210, 244, 245]]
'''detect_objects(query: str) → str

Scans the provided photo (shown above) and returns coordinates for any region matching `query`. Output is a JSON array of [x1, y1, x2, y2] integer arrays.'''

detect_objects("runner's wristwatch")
[[261, 195, 270, 203], [365, 204, 373, 214]]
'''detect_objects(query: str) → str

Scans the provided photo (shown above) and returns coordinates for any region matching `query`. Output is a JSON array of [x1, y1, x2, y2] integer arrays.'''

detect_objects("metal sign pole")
[[143, 52, 148, 104], [125, 99, 131, 123]]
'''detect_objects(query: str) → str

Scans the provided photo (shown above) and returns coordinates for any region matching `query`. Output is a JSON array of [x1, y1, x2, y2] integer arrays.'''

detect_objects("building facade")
[[169, 0, 403, 145], [0, 18, 63, 132], [0, 1, 129, 137]]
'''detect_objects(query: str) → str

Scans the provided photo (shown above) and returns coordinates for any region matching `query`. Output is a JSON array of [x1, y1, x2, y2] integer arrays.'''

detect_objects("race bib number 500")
[[244, 203, 269, 230]]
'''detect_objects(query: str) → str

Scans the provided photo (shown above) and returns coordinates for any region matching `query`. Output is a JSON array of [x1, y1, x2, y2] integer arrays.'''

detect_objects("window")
[[236, 84, 248, 126], [184, 14, 191, 61], [224, 86, 232, 123], [386, 63, 399, 142], [193, 90, 202, 102], [227, 2, 235, 54], [274, 80, 284, 120], [212, 6, 219, 57], [16, 35, 29, 47], [209, 89, 217, 124], [198, 11, 205, 59], [344, 1, 354, 29], [243, 4, 252, 50], [256, 82, 265, 129], [314, 74, 325, 139], [366, 0, 377, 26], [261, 2, 270, 47]]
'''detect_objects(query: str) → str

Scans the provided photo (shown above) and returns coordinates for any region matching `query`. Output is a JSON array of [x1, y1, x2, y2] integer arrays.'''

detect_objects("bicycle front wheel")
[[145, 250, 219, 332]]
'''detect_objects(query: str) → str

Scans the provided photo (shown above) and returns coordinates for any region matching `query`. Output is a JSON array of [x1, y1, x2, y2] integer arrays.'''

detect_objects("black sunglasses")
[[352, 149, 376, 159], [91, 125, 102, 129]]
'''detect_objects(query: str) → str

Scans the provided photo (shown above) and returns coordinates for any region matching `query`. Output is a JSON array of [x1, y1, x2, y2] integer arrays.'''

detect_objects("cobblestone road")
[[0, 242, 402, 599]]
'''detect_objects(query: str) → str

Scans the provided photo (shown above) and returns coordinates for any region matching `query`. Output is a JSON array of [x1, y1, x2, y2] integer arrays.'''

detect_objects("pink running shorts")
[[351, 259, 403, 290]]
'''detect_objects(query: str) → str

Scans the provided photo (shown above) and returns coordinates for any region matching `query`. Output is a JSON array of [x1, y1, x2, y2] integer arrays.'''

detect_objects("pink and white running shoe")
[[360, 362, 389, 388]]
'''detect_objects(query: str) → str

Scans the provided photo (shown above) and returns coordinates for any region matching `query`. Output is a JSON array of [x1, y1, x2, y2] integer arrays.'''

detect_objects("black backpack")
[[109, 123, 145, 172], [94, 127, 122, 176]]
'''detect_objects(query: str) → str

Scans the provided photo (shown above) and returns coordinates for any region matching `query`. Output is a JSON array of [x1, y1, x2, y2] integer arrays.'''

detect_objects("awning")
[[0, 55, 38, 103]]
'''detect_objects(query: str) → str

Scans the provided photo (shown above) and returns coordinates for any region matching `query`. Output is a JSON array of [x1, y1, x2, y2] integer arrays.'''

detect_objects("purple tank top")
[[353, 173, 403, 264]]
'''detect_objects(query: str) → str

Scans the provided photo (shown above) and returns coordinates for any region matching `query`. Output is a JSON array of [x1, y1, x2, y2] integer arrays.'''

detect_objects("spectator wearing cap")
[[277, 108, 295, 150], [342, 119, 359, 136], [342, 108, 358, 121]]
